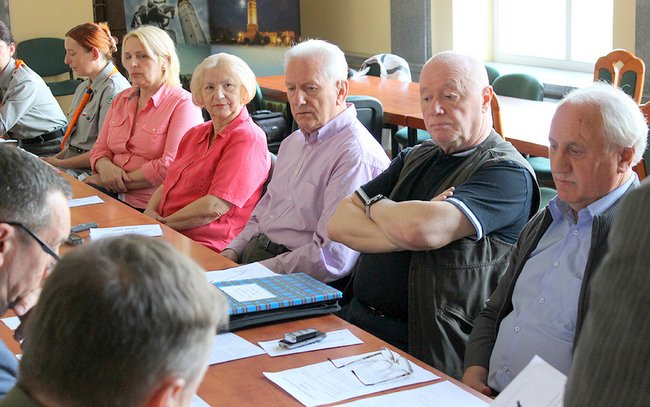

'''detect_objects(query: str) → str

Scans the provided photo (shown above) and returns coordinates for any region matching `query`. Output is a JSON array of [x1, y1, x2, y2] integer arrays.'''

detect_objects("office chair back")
[[492, 73, 544, 101], [16, 37, 81, 97], [346, 95, 384, 144], [289, 95, 384, 145], [485, 64, 501, 85], [594, 49, 646, 103]]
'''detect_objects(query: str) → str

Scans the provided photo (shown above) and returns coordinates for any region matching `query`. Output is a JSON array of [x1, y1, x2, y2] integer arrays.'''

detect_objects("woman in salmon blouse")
[[87, 25, 203, 210], [144, 53, 270, 252]]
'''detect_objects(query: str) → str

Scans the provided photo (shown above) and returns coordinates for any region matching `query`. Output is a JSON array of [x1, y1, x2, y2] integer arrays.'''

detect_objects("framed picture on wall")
[[125, 0, 210, 44], [209, 0, 300, 47]]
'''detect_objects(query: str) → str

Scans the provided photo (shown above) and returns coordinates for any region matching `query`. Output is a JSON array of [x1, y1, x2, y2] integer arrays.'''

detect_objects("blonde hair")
[[122, 25, 180, 87], [190, 53, 257, 108]]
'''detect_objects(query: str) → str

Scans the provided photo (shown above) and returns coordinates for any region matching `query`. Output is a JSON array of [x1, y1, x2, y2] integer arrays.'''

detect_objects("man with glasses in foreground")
[[0, 145, 71, 398]]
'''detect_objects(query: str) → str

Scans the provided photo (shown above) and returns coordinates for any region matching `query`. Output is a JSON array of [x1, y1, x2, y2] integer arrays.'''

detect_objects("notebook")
[[213, 273, 342, 330]]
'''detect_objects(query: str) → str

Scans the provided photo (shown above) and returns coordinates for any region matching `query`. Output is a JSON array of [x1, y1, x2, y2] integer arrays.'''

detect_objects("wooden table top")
[[407, 95, 557, 158], [0, 174, 491, 406], [257, 75, 422, 127], [258, 75, 557, 158]]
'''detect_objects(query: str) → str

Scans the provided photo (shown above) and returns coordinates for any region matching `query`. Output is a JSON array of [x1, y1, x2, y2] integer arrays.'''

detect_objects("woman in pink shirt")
[[144, 53, 270, 252], [87, 25, 203, 209]]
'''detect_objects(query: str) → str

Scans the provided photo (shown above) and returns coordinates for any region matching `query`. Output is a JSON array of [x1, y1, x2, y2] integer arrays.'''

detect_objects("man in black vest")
[[328, 52, 539, 379]]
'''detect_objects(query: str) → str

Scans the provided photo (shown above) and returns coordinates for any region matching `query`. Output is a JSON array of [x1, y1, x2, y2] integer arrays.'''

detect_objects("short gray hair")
[[559, 83, 648, 165], [19, 235, 229, 407], [0, 146, 71, 232], [191, 53, 257, 108], [283, 39, 348, 84], [123, 25, 181, 87]]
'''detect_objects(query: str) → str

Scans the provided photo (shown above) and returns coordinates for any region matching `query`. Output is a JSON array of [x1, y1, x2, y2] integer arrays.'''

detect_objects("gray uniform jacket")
[[0, 57, 66, 139], [464, 181, 635, 374], [62, 61, 130, 157]]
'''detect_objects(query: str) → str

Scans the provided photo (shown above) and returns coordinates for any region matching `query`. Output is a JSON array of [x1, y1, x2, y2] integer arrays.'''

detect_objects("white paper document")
[[1, 316, 20, 331], [219, 283, 276, 302], [68, 195, 104, 208], [336, 381, 488, 407], [258, 329, 363, 357], [491, 355, 566, 407], [208, 332, 265, 365], [190, 394, 210, 407], [263, 350, 439, 407], [205, 262, 277, 282], [89, 224, 163, 240]]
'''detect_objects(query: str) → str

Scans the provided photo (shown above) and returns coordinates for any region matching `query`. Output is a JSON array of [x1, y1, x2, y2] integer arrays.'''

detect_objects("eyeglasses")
[[328, 347, 414, 386], [3, 221, 61, 261]]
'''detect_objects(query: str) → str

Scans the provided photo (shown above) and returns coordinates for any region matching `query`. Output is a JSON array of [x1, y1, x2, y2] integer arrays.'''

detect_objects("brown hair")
[[66, 22, 118, 62]]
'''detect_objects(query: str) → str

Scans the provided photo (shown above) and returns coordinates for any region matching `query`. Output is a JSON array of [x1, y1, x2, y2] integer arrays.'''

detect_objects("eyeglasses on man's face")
[[2, 221, 61, 261], [327, 347, 414, 386]]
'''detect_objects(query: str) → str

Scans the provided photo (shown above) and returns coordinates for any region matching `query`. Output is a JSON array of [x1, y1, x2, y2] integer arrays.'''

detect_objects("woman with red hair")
[[43, 22, 130, 175]]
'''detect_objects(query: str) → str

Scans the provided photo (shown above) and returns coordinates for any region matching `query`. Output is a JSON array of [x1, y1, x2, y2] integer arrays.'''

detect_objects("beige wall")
[[300, 0, 391, 57], [8, 0, 93, 110], [9, 0, 92, 42], [614, 0, 635, 50]]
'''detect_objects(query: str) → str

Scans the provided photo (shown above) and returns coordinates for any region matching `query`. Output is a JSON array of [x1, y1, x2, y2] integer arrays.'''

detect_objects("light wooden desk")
[[407, 95, 557, 158], [257, 75, 422, 127], [258, 75, 557, 158], [0, 175, 491, 406]]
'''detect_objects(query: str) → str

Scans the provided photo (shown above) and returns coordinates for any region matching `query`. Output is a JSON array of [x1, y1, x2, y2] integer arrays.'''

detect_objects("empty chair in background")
[[493, 73, 552, 187], [594, 49, 645, 103], [492, 73, 544, 101]]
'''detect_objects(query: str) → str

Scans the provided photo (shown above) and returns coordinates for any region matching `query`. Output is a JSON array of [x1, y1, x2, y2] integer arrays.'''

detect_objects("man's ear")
[[336, 79, 349, 106], [0, 224, 16, 269], [618, 146, 636, 173], [146, 377, 186, 407]]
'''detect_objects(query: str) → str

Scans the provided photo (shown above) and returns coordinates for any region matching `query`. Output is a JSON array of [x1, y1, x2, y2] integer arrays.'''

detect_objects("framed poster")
[[209, 0, 300, 47], [125, 0, 209, 44]]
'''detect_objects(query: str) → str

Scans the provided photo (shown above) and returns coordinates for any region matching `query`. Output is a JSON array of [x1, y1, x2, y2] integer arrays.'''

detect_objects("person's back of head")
[[18, 235, 229, 407], [0, 145, 71, 232]]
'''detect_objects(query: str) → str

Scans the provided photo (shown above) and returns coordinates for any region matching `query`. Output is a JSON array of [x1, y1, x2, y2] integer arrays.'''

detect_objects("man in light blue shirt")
[[461, 83, 648, 396]]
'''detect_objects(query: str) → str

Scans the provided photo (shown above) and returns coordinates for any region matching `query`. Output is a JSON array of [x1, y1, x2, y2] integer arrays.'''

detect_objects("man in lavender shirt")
[[221, 39, 389, 285], [462, 84, 647, 396]]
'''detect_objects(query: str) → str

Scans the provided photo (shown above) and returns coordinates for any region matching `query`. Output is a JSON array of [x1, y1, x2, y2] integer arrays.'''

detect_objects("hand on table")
[[461, 365, 493, 397]]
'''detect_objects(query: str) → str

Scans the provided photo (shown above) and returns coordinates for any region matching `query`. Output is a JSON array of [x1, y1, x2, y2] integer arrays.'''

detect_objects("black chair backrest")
[[289, 95, 384, 145], [345, 95, 384, 144]]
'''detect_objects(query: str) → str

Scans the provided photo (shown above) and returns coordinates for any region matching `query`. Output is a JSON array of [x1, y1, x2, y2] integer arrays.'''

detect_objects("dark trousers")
[[241, 233, 290, 263]]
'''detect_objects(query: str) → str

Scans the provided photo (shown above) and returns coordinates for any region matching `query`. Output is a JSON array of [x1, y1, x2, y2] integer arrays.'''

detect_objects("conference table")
[[0, 175, 491, 406], [257, 75, 557, 158]]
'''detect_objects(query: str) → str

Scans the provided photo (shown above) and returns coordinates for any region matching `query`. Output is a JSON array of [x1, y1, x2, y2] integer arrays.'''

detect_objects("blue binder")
[[213, 273, 343, 330]]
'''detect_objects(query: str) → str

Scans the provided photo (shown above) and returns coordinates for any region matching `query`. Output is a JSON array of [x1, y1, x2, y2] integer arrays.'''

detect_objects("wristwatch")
[[355, 188, 386, 220]]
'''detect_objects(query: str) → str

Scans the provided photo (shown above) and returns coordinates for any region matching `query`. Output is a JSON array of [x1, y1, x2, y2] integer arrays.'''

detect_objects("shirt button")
[[514, 326, 520, 333], [573, 230, 579, 235], [553, 261, 559, 267], [269, 215, 274, 219], [539, 298, 545, 304]]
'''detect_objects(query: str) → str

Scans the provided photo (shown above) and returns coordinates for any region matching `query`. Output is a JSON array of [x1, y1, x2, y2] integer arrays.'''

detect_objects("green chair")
[[16, 37, 82, 97], [485, 64, 501, 85], [539, 187, 557, 211], [492, 73, 544, 101], [492, 73, 552, 186]]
